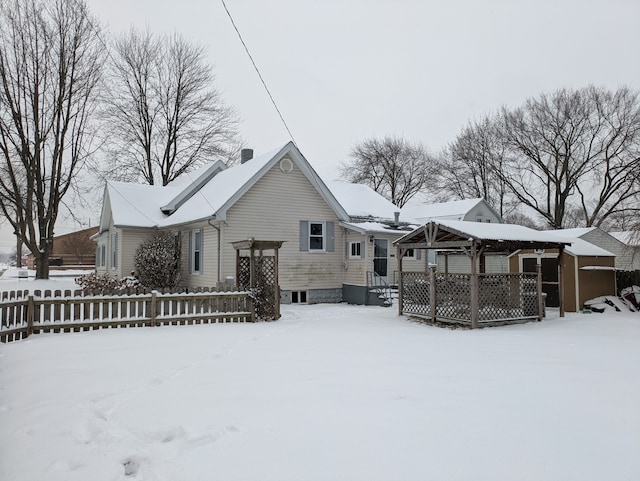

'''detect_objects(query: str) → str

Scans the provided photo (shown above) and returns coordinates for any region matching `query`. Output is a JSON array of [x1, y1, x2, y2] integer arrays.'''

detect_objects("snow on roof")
[[402, 220, 612, 257], [550, 227, 596, 238], [325, 180, 399, 220], [427, 219, 574, 244], [610, 231, 640, 246], [107, 181, 179, 227], [545, 229, 614, 256], [340, 221, 415, 235], [401, 198, 484, 223], [157, 144, 288, 226]]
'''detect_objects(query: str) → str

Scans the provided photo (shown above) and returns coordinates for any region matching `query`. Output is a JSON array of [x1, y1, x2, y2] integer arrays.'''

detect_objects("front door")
[[522, 257, 560, 307], [373, 238, 388, 282]]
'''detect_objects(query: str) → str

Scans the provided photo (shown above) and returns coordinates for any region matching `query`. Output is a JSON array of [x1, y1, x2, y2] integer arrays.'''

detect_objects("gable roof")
[[100, 142, 351, 230], [609, 230, 640, 247], [550, 227, 596, 238], [400, 198, 500, 223], [102, 181, 182, 229], [548, 227, 616, 257], [325, 180, 400, 221]]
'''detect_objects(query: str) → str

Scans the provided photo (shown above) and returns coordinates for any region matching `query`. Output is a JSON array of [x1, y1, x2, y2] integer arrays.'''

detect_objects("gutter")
[[208, 218, 221, 283]]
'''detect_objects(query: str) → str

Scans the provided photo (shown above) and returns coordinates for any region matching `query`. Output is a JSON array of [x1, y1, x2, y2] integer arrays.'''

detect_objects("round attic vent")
[[279, 157, 293, 173]]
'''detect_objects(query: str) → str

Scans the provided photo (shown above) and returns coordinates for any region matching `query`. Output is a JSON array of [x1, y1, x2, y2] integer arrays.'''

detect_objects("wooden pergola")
[[395, 220, 570, 328], [232, 239, 284, 321]]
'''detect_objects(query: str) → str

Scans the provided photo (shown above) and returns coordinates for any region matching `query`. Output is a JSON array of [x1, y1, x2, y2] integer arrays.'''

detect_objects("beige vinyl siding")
[[179, 222, 219, 288], [343, 231, 366, 285], [399, 248, 429, 273], [461, 203, 502, 223], [582, 230, 633, 271], [120, 227, 155, 279], [436, 253, 508, 273], [220, 162, 344, 291]]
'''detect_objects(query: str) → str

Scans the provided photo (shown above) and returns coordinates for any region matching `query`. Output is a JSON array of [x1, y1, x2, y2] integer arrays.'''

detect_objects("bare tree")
[[0, 0, 103, 279], [340, 136, 434, 207], [102, 29, 241, 185], [497, 86, 640, 229], [437, 115, 515, 219]]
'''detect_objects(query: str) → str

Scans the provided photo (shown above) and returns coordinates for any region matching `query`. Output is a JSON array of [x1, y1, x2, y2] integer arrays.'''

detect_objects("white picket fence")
[[0, 289, 254, 343]]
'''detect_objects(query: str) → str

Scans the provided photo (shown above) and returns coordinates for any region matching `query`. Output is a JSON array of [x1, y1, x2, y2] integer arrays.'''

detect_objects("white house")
[[93, 142, 421, 305], [400, 197, 504, 272]]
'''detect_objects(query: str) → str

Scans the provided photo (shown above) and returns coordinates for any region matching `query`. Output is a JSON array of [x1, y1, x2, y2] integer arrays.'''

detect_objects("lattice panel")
[[477, 273, 539, 321], [238, 256, 278, 321], [238, 257, 251, 289], [401, 272, 431, 317], [434, 273, 472, 321]]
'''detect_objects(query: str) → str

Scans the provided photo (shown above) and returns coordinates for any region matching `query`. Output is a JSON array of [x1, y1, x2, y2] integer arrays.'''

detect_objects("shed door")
[[373, 238, 388, 282], [522, 257, 559, 307]]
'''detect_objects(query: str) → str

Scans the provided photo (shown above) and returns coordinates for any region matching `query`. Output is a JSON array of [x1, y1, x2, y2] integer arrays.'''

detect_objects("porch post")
[[397, 245, 404, 315], [470, 244, 479, 329], [558, 245, 565, 317], [274, 246, 281, 319], [536, 263, 543, 320], [429, 264, 436, 322]]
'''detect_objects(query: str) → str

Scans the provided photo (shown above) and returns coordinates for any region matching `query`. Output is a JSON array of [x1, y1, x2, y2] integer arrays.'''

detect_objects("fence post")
[[536, 264, 543, 321], [150, 291, 157, 326], [27, 295, 34, 337], [429, 266, 436, 322]]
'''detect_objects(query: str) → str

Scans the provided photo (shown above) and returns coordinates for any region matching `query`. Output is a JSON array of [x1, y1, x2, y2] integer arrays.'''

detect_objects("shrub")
[[75, 272, 139, 291], [134, 230, 182, 289]]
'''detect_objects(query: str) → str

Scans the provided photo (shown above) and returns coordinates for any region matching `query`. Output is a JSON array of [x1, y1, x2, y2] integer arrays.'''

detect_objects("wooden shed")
[[509, 237, 616, 312], [395, 220, 570, 328]]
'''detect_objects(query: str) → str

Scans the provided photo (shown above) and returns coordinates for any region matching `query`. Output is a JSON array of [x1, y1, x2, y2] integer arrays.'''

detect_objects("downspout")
[[208, 218, 221, 284]]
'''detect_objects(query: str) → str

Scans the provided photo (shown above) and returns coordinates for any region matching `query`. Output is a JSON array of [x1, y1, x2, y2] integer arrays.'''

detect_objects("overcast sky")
[[1, 0, 639, 254]]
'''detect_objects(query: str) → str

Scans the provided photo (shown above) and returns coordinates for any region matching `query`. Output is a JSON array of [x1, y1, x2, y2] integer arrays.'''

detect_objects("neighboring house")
[[552, 227, 637, 272], [401, 198, 504, 272], [401, 197, 503, 224], [27, 226, 98, 270], [609, 231, 640, 271], [93, 142, 422, 305], [509, 234, 616, 312]]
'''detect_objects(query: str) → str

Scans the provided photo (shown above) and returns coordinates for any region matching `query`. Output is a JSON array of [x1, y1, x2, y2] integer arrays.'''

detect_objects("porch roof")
[[394, 219, 571, 252]]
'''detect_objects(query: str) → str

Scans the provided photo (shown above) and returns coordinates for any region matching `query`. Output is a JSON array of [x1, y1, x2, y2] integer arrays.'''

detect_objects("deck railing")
[[0, 288, 254, 343], [400, 271, 542, 326]]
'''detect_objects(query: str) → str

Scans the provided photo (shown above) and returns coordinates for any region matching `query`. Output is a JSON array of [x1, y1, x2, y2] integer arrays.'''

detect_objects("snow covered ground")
[[1, 273, 639, 480]]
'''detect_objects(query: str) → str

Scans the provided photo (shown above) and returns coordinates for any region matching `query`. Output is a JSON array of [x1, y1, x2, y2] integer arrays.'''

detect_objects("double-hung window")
[[309, 222, 324, 251], [99, 244, 106, 267], [190, 229, 202, 274], [349, 241, 362, 259], [111, 233, 118, 268], [300, 220, 334, 252]]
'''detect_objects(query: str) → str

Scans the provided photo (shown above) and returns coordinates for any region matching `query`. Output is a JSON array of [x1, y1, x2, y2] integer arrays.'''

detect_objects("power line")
[[220, 0, 298, 146]]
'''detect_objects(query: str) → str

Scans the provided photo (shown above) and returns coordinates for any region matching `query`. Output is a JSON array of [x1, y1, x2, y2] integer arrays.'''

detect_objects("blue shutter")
[[326, 221, 334, 252], [359, 241, 365, 258], [299, 221, 308, 251], [417, 249, 422, 260], [188, 230, 193, 273], [199, 228, 204, 274]]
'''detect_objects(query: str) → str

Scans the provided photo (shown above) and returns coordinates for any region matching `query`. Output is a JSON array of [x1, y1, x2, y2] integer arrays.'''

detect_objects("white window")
[[349, 241, 361, 258], [111, 233, 118, 268], [404, 248, 416, 259], [291, 291, 307, 303], [191, 229, 202, 274], [99, 244, 106, 267], [309, 222, 324, 251]]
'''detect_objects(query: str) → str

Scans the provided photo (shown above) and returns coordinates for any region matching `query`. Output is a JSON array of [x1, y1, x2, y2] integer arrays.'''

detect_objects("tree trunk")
[[35, 251, 50, 280]]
